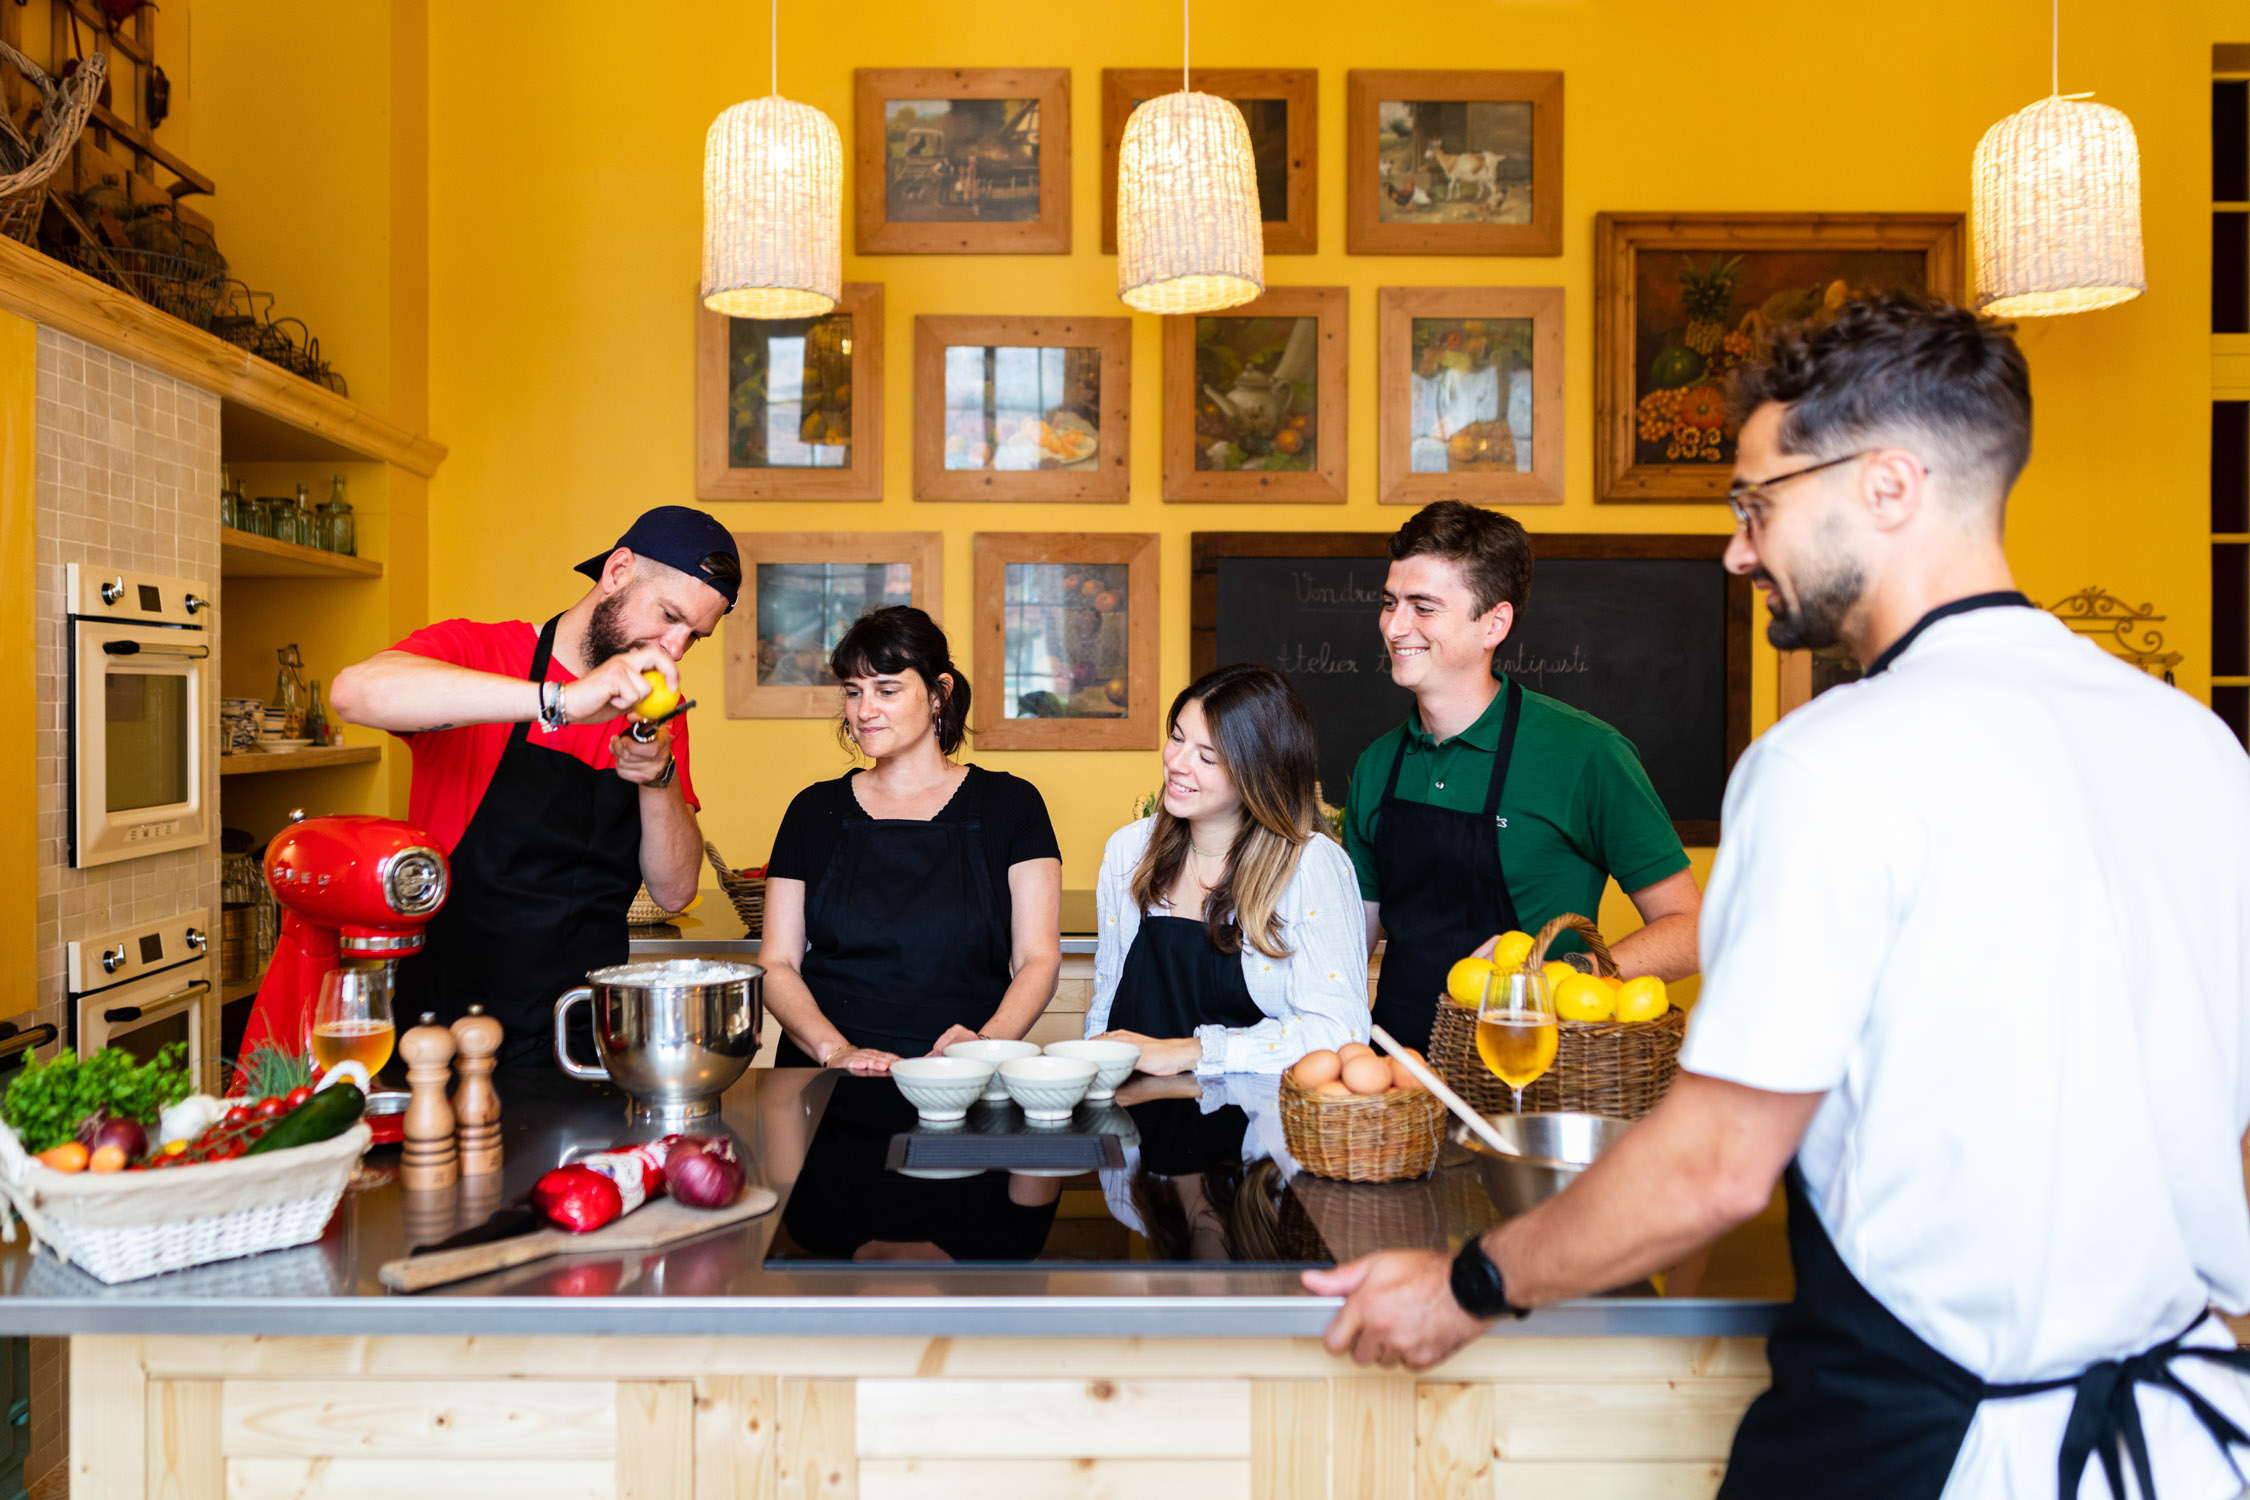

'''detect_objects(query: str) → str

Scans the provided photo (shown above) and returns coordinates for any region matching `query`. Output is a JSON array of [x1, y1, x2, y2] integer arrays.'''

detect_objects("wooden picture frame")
[[1377, 285, 1564, 507], [855, 68, 1072, 255], [722, 532, 944, 718], [1190, 531, 1750, 843], [972, 532, 1160, 751], [1164, 285, 1347, 504], [1347, 69, 1562, 257], [1595, 212, 1966, 503], [914, 315, 1132, 503], [696, 283, 884, 502], [1101, 68, 1317, 255]]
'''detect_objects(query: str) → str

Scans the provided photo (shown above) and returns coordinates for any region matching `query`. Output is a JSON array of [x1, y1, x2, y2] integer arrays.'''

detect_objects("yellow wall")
[[0, 312, 35, 1019], [403, 0, 2229, 894]]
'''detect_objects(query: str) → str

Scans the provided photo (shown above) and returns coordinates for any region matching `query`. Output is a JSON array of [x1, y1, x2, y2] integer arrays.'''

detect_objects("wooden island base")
[[75, 1332, 1769, 1499]]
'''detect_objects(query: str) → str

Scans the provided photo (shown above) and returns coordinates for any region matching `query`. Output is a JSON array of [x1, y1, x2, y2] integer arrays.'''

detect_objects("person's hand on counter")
[[822, 1045, 902, 1076], [1113, 1071, 1203, 1106], [1302, 1250, 1489, 1370], [927, 1024, 985, 1056], [609, 718, 677, 787], [1096, 1030, 1200, 1076]]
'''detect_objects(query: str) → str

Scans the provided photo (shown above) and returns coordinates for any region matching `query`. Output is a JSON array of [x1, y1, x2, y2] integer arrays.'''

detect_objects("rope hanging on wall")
[[700, 0, 841, 320]]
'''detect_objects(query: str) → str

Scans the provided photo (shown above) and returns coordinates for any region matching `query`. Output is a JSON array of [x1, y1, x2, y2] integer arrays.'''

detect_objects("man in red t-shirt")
[[269, 506, 739, 1068]]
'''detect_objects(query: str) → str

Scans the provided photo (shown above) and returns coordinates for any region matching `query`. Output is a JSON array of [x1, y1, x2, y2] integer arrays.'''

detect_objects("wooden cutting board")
[[378, 1186, 778, 1293]]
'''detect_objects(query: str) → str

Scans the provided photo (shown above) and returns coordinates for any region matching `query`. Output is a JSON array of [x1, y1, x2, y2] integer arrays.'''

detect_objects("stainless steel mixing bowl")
[[554, 959, 764, 1124], [1452, 1111, 1633, 1218]]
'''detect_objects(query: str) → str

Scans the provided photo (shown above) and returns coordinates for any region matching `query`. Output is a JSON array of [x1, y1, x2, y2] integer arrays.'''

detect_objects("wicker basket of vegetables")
[[0, 1044, 369, 1283]]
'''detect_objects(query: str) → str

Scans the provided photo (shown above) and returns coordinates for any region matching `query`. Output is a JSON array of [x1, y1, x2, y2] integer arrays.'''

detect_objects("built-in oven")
[[66, 564, 213, 868], [67, 909, 216, 1089]]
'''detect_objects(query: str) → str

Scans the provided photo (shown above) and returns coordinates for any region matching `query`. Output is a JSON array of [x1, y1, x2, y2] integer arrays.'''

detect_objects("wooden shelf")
[[221, 529, 383, 579], [219, 745, 381, 778], [0, 234, 446, 476]]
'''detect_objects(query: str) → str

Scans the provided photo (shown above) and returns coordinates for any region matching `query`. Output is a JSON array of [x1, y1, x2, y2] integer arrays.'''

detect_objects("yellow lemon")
[[1552, 973, 1616, 1022], [1445, 957, 1497, 1008], [1615, 976, 1670, 1023], [1489, 930, 1536, 971], [633, 670, 682, 721], [1540, 960, 1575, 993]]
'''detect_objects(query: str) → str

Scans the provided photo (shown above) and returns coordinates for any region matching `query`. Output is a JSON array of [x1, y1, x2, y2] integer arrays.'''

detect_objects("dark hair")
[[1726, 290, 2032, 502], [1387, 501, 1533, 619], [828, 606, 972, 756], [696, 549, 741, 594], [1132, 663, 1321, 959]]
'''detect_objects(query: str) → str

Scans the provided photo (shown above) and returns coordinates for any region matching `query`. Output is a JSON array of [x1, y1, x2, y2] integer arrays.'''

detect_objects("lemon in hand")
[[1552, 973, 1616, 1022], [1489, 930, 1535, 971], [1446, 957, 1497, 1008], [633, 670, 682, 721], [1615, 975, 1670, 1022]]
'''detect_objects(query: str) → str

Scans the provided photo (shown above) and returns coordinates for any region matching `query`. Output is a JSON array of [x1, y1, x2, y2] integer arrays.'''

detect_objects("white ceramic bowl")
[[997, 1055, 1098, 1121], [945, 1039, 1040, 1100], [890, 1056, 996, 1122], [1041, 1039, 1141, 1100]]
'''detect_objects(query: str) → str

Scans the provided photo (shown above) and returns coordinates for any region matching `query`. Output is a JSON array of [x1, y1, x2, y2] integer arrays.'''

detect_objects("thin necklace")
[[1189, 839, 1227, 859]]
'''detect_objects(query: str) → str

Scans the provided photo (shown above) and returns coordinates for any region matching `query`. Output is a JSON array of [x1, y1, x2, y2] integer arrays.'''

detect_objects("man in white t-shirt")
[[1307, 292, 2250, 1498]]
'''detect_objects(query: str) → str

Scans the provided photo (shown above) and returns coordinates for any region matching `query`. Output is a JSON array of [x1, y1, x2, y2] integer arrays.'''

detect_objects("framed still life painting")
[[1164, 285, 1346, 504], [1377, 285, 1564, 506], [914, 315, 1132, 503], [1101, 68, 1317, 254], [696, 283, 883, 502], [722, 532, 943, 718], [971, 532, 1159, 750], [1594, 212, 1966, 502], [1347, 69, 1562, 257], [855, 68, 1071, 255]]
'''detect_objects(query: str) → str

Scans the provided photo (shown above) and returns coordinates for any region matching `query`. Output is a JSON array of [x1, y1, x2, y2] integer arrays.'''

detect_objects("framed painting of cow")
[[1346, 70, 1562, 257]]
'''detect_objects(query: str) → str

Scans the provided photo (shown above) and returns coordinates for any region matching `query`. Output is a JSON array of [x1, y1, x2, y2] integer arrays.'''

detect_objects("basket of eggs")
[[1427, 913, 1686, 1120], [1279, 1042, 1447, 1183]]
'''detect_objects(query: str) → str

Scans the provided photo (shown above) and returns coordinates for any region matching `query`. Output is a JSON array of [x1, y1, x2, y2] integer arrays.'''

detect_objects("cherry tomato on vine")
[[284, 1086, 313, 1109]]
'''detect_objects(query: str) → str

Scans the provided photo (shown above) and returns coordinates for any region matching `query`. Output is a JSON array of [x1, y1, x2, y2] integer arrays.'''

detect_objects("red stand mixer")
[[239, 815, 450, 1071]]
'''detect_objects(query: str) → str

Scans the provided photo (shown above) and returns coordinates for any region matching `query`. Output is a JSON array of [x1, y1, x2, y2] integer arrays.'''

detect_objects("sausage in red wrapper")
[[531, 1164, 624, 1234]]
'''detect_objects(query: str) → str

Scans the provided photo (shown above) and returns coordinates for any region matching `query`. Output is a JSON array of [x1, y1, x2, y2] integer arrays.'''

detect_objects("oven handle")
[[103, 981, 210, 1027], [0, 1023, 59, 1062], [102, 641, 210, 659]]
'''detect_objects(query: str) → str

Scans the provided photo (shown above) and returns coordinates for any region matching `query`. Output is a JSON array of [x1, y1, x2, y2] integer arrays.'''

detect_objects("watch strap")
[[1450, 1238, 1530, 1320]]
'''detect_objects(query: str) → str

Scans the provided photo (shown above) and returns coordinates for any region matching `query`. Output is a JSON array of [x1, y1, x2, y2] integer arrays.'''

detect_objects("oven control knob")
[[184, 927, 206, 952], [100, 947, 124, 974], [184, 594, 208, 616], [100, 576, 124, 605]]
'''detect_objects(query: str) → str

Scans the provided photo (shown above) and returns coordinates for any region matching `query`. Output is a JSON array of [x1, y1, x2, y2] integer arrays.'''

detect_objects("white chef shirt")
[[1682, 605, 2250, 1498]]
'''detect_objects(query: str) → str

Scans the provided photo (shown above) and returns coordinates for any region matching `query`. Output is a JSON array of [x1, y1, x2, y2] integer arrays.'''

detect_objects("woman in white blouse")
[[1089, 663, 1371, 1075]]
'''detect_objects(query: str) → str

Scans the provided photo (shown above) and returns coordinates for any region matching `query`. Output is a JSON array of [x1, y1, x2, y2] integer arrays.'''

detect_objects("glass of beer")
[[1475, 965, 1558, 1114], [308, 965, 397, 1079]]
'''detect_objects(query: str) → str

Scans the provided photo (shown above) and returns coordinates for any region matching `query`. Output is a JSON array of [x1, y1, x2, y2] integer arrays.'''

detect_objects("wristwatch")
[[650, 756, 679, 791], [1450, 1238, 1531, 1321]]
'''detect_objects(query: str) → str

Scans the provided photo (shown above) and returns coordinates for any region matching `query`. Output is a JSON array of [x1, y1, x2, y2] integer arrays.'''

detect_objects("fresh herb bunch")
[[2, 1043, 195, 1153], [226, 1045, 312, 1101]]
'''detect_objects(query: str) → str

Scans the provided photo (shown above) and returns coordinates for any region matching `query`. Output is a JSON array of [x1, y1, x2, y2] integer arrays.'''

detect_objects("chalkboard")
[[1191, 533, 1750, 843]]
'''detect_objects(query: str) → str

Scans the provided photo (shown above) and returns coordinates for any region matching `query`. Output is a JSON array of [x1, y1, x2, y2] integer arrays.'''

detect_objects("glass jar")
[[326, 474, 355, 555], [292, 483, 313, 548]]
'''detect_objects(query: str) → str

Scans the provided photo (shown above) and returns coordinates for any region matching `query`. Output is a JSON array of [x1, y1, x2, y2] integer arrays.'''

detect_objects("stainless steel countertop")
[[629, 888, 1103, 957], [0, 1068, 1788, 1338]]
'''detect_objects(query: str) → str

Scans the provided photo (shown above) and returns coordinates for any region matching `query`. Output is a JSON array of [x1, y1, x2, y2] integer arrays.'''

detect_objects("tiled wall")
[[28, 325, 222, 1490]]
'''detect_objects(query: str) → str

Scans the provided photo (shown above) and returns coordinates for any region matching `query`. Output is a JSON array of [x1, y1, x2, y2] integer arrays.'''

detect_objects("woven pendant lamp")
[[1971, 0, 2144, 318], [700, 2, 841, 319], [1115, 2, 1264, 314]]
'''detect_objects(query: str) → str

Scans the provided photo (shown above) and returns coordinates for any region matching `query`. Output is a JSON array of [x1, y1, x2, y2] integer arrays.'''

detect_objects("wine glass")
[[1475, 965, 1558, 1114], [308, 966, 397, 1080]]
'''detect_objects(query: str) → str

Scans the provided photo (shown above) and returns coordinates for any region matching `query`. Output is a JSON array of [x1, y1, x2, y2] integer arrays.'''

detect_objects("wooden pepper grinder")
[[450, 1004, 504, 1176], [399, 1012, 458, 1191]]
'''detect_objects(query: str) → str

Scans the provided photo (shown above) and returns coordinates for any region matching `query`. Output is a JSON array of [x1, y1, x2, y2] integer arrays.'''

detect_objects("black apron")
[[1369, 680, 1525, 1054], [394, 616, 644, 1070], [1108, 913, 1268, 1041], [778, 769, 1014, 1062], [1720, 1164, 2250, 1500]]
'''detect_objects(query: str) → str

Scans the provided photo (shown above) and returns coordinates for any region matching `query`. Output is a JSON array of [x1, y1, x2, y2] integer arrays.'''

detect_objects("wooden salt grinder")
[[450, 1004, 504, 1176], [399, 1012, 458, 1191]]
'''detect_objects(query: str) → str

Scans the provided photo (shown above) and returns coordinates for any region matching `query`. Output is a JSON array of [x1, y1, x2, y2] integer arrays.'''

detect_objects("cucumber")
[[244, 1083, 366, 1156]]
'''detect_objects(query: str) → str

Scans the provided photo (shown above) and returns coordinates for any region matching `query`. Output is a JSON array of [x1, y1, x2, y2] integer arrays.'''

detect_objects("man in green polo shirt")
[[1343, 501, 1703, 1052]]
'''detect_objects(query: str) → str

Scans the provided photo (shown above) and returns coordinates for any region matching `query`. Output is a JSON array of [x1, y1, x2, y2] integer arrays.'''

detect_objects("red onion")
[[662, 1135, 744, 1209], [78, 1115, 147, 1161]]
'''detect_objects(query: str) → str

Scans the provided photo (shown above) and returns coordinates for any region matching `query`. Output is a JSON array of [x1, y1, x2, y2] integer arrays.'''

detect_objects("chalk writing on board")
[[1495, 642, 1592, 689], [1289, 569, 1387, 611], [1275, 642, 1368, 675]]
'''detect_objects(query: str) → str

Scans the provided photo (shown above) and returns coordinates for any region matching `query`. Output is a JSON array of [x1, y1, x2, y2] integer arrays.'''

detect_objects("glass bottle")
[[302, 678, 330, 746], [274, 643, 307, 738], [327, 473, 354, 555], [292, 482, 313, 548], [220, 464, 235, 531]]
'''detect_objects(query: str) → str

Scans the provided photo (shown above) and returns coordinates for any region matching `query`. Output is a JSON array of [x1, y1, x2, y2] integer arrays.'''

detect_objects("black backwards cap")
[[574, 506, 740, 612]]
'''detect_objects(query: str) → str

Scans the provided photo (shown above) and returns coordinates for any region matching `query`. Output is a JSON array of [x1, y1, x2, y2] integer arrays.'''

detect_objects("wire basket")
[[1279, 1071, 1446, 1183], [58, 243, 227, 327], [1427, 913, 1687, 1121], [703, 842, 765, 937]]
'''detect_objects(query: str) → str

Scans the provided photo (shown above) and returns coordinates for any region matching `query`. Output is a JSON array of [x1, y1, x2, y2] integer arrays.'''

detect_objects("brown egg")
[[1290, 1050, 1342, 1090], [1315, 1079, 1355, 1098], [1388, 1056, 1423, 1092], [1337, 1041, 1375, 1063], [1342, 1055, 1394, 1096]]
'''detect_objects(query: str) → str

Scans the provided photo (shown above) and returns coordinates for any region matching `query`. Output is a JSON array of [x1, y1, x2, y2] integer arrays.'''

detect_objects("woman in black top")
[[762, 607, 1063, 1073]]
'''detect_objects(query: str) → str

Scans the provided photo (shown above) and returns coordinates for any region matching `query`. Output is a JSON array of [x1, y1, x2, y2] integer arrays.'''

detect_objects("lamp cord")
[[1182, 0, 1190, 94], [2050, 0, 2058, 97], [771, 0, 778, 97]]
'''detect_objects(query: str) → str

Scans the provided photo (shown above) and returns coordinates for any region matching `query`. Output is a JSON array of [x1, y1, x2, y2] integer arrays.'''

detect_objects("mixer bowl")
[[1452, 1111, 1633, 1219], [555, 959, 764, 1124]]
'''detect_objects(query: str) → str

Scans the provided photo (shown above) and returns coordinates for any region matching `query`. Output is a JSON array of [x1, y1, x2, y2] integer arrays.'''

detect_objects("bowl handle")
[[552, 988, 608, 1081]]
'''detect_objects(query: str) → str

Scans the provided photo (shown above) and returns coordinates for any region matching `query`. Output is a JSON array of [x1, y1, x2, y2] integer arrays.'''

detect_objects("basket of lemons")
[[1426, 913, 1686, 1120]]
